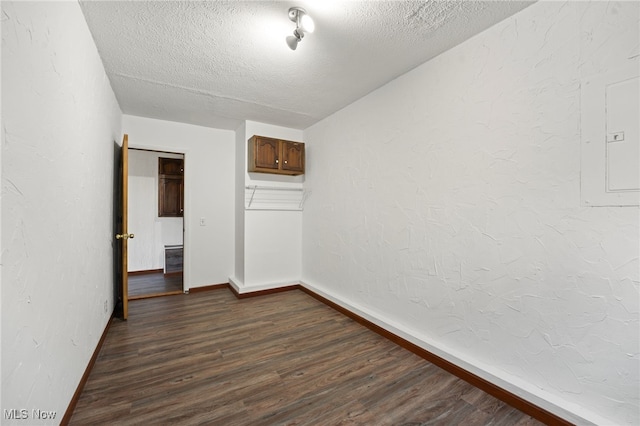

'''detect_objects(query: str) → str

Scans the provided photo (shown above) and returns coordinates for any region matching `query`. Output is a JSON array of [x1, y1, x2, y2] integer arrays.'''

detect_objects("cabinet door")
[[158, 157, 184, 217], [281, 141, 305, 173], [159, 158, 183, 175], [254, 137, 279, 170], [159, 176, 183, 217]]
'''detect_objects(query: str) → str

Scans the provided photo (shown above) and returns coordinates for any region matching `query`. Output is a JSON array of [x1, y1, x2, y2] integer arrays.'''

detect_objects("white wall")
[[2, 2, 122, 422], [128, 149, 183, 272], [302, 1, 639, 425], [122, 115, 235, 290], [230, 121, 304, 291]]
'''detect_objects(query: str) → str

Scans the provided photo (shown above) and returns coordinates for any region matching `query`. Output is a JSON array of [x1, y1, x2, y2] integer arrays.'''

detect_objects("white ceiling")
[[80, 1, 534, 130]]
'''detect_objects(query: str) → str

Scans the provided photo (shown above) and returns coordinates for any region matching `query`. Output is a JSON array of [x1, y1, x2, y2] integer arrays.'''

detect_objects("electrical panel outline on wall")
[[581, 61, 640, 207], [605, 76, 639, 193]]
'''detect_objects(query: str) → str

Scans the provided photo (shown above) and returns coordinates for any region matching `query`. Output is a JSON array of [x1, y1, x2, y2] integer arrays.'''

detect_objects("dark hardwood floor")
[[128, 271, 182, 299], [70, 289, 543, 425]]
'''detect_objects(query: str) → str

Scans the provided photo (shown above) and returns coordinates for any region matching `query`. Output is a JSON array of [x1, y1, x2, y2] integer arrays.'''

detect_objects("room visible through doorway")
[[127, 148, 184, 299]]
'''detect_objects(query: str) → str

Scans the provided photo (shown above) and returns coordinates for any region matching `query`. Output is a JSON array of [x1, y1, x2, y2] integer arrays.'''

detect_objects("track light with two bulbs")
[[286, 7, 314, 51]]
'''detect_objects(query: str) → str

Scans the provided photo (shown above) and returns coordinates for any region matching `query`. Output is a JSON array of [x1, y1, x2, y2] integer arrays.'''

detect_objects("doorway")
[[127, 148, 184, 299]]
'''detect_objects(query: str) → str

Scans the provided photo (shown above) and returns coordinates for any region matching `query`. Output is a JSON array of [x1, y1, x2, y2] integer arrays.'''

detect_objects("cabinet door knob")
[[284, 160, 288, 164], [275, 159, 279, 164]]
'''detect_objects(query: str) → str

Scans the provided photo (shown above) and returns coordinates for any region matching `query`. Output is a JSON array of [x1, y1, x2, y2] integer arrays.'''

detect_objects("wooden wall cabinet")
[[158, 157, 184, 217], [248, 135, 305, 175]]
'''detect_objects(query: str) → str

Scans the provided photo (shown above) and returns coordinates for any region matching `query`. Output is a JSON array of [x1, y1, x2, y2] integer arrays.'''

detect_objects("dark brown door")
[[159, 176, 183, 216], [115, 134, 133, 319]]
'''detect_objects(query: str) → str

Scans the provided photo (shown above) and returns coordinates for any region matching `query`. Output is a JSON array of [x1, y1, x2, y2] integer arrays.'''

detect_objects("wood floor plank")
[[128, 271, 182, 298], [70, 289, 544, 425]]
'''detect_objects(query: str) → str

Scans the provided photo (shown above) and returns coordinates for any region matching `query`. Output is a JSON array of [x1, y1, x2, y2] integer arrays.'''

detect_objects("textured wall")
[[302, 1, 639, 424], [2, 1, 122, 421], [128, 150, 183, 272], [122, 115, 235, 289]]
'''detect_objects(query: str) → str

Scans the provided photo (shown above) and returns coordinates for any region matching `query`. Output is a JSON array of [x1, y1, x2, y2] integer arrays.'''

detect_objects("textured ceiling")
[[80, 1, 534, 130]]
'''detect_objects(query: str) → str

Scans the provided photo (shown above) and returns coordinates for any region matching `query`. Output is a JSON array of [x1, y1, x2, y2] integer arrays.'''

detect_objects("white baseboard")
[[228, 276, 299, 295]]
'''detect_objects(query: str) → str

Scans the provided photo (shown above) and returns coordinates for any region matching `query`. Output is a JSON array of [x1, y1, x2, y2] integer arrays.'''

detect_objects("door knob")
[[115, 233, 135, 240]]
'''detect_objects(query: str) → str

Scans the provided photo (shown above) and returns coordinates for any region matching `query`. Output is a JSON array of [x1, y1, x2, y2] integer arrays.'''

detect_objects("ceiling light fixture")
[[286, 7, 314, 51]]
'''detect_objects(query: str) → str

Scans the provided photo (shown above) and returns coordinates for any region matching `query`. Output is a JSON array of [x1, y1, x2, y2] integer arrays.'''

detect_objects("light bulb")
[[300, 14, 315, 33]]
